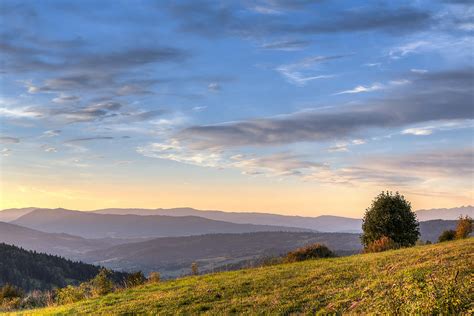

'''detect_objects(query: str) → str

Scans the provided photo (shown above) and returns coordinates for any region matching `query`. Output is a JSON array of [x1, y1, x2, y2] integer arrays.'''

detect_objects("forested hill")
[[0, 243, 128, 292]]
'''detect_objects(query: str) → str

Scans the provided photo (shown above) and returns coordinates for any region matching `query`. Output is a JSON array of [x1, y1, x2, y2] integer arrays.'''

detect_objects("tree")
[[89, 269, 113, 297], [361, 191, 419, 248], [438, 230, 456, 242], [455, 215, 472, 239]]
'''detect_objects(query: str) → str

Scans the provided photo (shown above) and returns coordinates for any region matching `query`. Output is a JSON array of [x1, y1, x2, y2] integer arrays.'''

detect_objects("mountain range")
[[2, 205, 470, 233], [11, 208, 309, 239]]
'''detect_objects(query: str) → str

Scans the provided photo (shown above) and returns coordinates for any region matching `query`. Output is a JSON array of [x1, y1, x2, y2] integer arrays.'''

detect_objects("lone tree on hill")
[[361, 191, 419, 248]]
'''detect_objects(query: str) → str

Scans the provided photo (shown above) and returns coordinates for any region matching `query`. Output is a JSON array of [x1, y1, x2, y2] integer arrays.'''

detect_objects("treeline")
[[0, 243, 128, 291]]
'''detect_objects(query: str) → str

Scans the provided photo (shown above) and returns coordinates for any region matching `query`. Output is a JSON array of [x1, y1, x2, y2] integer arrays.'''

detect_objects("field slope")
[[15, 238, 474, 315]]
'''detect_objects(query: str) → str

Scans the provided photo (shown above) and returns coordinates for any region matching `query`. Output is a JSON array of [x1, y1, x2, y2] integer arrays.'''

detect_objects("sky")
[[0, 0, 473, 217]]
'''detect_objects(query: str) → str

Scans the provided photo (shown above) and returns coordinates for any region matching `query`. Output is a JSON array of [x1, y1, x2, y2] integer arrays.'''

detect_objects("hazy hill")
[[94, 208, 363, 233], [415, 205, 473, 221], [27, 238, 473, 315], [0, 243, 128, 291], [12, 209, 310, 239], [0, 207, 39, 222], [0, 222, 109, 258], [81, 232, 362, 277]]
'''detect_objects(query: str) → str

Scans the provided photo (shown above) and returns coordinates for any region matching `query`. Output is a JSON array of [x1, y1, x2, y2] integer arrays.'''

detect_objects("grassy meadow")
[[9, 238, 473, 315]]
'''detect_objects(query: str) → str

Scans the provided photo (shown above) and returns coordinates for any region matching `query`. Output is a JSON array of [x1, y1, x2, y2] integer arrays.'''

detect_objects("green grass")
[[10, 238, 474, 315]]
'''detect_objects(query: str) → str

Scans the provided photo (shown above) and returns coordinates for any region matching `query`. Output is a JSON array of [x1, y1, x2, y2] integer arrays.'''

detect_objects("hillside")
[[0, 222, 110, 258], [81, 232, 362, 277], [0, 244, 128, 292], [12, 209, 309, 239], [24, 238, 473, 315]]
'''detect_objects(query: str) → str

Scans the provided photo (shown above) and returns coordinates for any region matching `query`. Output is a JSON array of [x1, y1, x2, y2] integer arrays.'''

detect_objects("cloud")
[[327, 144, 349, 152], [137, 141, 224, 168], [1, 37, 188, 73], [0, 136, 20, 144], [177, 68, 474, 148], [275, 55, 342, 85], [65, 136, 114, 143], [27, 101, 124, 123], [230, 152, 324, 176], [42, 130, 61, 137], [52, 94, 80, 103], [137, 140, 324, 177], [388, 35, 474, 60], [1, 148, 11, 156], [410, 68, 428, 74], [374, 148, 473, 179], [335, 79, 409, 95], [335, 83, 384, 95], [208, 82, 221, 92], [402, 127, 433, 136], [352, 139, 366, 145], [0, 106, 42, 118], [401, 120, 474, 136], [284, 7, 434, 35], [168, 2, 434, 38], [389, 40, 431, 58], [306, 148, 473, 187], [41, 145, 57, 153], [260, 39, 311, 51]]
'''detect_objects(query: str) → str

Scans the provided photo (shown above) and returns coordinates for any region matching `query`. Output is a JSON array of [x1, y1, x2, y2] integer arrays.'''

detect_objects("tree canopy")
[[361, 191, 419, 248]]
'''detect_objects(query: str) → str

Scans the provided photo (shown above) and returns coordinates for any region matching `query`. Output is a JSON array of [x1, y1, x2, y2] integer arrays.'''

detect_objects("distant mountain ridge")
[[12, 208, 310, 239], [415, 206, 473, 221], [2, 205, 471, 234], [94, 208, 363, 233]]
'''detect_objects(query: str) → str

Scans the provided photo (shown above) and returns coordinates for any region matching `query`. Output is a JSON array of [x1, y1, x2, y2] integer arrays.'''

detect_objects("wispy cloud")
[[42, 130, 61, 137], [275, 55, 342, 85], [65, 136, 115, 143], [177, 68, 473, 148], [260, 39, 311, 51], [335, 83, 384, 95], [0, 136, 20, 144]]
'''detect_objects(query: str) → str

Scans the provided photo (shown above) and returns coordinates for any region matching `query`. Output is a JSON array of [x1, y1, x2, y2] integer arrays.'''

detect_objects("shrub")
[[364, 236, 399, 253], [438, 230, 456, 243], [191, 262, 199, 276], [361, 191, 419, 248], [0, 284, 23, 311], [124, 272, 146, 288], [89, 269, 114, 297], [285, 244, 334, 263], [0, 284, 23, 301], [455, 215, 472, 240], [148, 272, 161, 283], [56, 285, 87, 305], [21, 290, 54, 309]]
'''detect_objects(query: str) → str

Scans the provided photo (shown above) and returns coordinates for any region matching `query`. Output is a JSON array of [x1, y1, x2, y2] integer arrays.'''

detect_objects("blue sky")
[[0, 0, 473, 215]]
